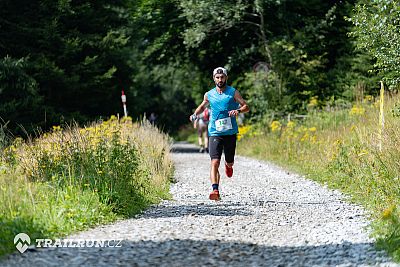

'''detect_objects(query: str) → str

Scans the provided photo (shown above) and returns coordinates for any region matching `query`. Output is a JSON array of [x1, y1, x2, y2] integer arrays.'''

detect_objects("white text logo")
[[13, 233, 122, 253], [14, 233, 31, 253]]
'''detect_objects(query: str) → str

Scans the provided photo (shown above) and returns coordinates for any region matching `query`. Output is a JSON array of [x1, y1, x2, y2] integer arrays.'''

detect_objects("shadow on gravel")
[[141, 200, 340, 219], [119, 240, 388, 266], [170, 142, 202, 154], [142, 203, 253, 218], [2, 239, 390, 266]]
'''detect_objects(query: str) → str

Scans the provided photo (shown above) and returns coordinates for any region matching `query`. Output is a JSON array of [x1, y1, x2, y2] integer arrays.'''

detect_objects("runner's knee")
[[211, 159, 220, 168]]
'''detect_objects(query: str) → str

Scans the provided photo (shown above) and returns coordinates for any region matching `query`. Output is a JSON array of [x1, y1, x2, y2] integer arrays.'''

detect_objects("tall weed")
[[238, 95, 400, 260], [0, 116, 173, 257]]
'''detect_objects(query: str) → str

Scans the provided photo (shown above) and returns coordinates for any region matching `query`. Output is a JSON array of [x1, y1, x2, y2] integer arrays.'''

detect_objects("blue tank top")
[[207, 86, 239, 136]]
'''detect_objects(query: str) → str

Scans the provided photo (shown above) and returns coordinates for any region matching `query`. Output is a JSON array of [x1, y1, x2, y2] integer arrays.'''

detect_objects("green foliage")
[[0, 117, 173, 257], [238, 95, 400, 261], [177, 0, 247, 48], [0, 0, 384, 137], [172, 123, 198, 143], [133, 0, 185, 64], [234, 70, 282, 121], [350, 0, 400, 87], [376, 205, 400, 262], [0, 171, 116, 257], [178, 0, 372, 117], [32, 138, 147, 216], [0, 1, 137, 133], [0, 56, 43, 134], [0, 118, 13, 151], [391, 102, 400, 118]]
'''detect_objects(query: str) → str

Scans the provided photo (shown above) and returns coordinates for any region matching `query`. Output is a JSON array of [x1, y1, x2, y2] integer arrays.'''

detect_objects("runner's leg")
[[208, 136, 223, 199], [223, 135, 236, 177], [204, 128, 209, 153], [198, 127, 204, 152], [223, 135, 237, 166], [211, 159, 220, 184], [198, 136, 203, 147]]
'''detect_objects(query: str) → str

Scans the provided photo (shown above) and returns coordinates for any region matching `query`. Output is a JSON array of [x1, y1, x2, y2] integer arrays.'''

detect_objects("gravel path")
[[2, 142, 398, 266]]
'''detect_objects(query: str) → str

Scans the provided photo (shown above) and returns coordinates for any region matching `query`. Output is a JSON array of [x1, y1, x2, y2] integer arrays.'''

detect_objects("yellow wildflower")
[[300, 133, 309, 142], [121, 116, 133, 123], [364, 95, 374, 102], [287, 121, 296, 129], [334, 139, 342, 145], [270, 121, 281, 132], [311, 135, 317, 143], [357, 150, 368, 157], [382, 205, 396, 220], [238, 125, 252, 141], [109, 115, 117, 122], [52, 125, 62, 131], [308, 96, 318, 108], [349, 105, 365, 115]]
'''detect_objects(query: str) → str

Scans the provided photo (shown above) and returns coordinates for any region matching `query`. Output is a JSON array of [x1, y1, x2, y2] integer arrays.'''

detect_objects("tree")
[[350, 0, 400, 87], [178, 0, 363, 114], [0, 56, 43, 135], [0, 0, 376, 135], [0, 0, 137, 133]]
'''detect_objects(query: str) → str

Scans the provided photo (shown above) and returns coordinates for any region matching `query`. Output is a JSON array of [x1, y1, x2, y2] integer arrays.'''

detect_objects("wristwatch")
[[237, 109, 241, 114]]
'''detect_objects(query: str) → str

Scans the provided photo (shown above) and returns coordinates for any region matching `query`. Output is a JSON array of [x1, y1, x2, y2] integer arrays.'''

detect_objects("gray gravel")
[[1, 142, 398, 266]]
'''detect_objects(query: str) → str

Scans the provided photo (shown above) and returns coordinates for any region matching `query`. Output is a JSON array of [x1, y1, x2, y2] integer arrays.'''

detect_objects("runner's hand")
[[189, 114, 198, 122], [228, 110, 239, 117]]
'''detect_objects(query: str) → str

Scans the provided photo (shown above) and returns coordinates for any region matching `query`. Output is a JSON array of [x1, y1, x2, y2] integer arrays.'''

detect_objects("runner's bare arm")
[[228, 90, 249, 117], [189, 93, 209, 121]]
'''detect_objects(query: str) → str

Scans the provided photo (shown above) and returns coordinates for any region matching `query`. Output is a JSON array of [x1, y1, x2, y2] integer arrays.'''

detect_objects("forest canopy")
[[0, 0, 396, 136]]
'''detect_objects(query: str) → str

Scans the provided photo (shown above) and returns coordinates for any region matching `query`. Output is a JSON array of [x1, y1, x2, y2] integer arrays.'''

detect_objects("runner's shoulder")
[[227, 86, 236, 94]]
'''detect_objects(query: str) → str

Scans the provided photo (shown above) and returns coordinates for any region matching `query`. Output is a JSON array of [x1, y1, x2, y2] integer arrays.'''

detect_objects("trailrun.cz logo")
[[14, 233, 123, 253], [14, 233, 30, 253]]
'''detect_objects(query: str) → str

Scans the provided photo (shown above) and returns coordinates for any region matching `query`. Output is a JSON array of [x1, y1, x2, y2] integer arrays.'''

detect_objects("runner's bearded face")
[[214, 73, 227, 88]]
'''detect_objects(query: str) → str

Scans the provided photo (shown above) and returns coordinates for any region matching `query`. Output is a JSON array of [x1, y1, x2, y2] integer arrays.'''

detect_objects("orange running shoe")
[[225, 164, 233, 178], [209, 189, 221, 201]]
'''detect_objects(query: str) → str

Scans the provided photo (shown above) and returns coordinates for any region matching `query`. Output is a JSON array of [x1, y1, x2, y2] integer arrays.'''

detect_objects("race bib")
[[215, 117, 233, 132]]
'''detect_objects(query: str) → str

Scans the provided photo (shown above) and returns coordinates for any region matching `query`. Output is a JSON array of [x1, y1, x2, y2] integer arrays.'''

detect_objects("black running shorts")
[[208, 135, 237, 163]]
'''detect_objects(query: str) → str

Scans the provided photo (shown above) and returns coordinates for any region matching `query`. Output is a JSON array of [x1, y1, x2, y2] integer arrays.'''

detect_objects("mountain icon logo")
[[14, 233, 31, 253]]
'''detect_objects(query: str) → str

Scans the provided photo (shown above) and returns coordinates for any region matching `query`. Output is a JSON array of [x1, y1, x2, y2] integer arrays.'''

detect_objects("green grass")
[[0, 117, 173, 257], [237, 96, 400, 261], [0, 170, 116, 256], [172, 123, 198, 144]]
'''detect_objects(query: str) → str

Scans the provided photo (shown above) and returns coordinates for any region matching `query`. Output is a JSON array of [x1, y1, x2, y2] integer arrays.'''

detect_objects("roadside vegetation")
[[237, 93, 400, 261], [2, 0, 400, 262], [0, 116, 173, 257]]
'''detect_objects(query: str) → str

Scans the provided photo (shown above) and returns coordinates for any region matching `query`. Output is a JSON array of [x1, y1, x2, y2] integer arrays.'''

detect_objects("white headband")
[[213, 67, 227, 76]]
